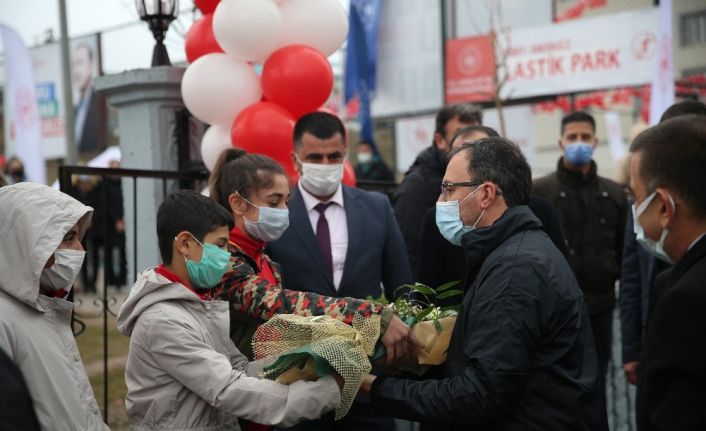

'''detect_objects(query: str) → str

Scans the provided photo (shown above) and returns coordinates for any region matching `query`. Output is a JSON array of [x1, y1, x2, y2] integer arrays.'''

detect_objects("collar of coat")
[[556, 156, 598, 188], [460, 205, 543, 289], [669, 234, 706, 285]]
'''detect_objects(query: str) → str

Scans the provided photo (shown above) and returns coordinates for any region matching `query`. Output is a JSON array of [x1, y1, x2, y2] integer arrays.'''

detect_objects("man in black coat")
[[416, 125, 569, 289], [631, 115, 706, 430], [393, 104, 482, 272], [533, 112, 627, 424], [362, 137, 600, 431], [354, 139, 395, 182]]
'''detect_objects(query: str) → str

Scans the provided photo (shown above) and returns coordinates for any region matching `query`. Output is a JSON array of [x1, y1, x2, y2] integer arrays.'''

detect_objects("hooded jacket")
[[117, 266, 341, 431], [371, 206, 599, 430], [0, 183, 107, 431]]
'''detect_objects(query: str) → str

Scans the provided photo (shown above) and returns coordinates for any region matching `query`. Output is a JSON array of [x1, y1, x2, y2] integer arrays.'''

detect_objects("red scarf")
[[155, 265, 213, 301], [229, 227, 278, 285]]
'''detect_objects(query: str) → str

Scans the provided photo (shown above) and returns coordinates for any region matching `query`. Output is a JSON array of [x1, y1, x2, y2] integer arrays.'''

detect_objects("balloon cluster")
[[184, 0, 355, 185]]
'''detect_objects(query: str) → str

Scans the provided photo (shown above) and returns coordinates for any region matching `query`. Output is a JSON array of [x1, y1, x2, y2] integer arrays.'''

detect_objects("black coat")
[[619, 208, 671, 364], [370, 206, 599, 431], [416, 195, 569, 289], [354, 158, 395, 182], [392, 145, 446, 273], [533, 159, 627, 314], [0, 347, 40, 431], [636, 235, 706, 431]]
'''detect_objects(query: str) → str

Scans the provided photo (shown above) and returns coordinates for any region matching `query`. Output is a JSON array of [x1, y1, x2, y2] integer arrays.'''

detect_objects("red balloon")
[[231, 102, 298, 183], [195, 0, 219, 14], [342, 160, 356, 187], [185, 14, 223, 64], [262, 45, 334, 118]]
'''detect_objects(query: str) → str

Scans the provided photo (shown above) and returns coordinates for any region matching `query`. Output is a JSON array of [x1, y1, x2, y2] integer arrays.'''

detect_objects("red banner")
[[445, 35, 495, 103]]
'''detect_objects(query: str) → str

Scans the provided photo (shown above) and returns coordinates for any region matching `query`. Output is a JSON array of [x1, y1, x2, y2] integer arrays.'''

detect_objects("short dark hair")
[[449, 137, 531, 207], [561, 111, 596, 134], [293, 112, 346, 150], [630, 114, 706, 218], [659, 100, 706, 123], [209, 148, 285, 213], [157, 190, 234, 264], [449, 125, 500, 148], [435, 104, 483, 136]]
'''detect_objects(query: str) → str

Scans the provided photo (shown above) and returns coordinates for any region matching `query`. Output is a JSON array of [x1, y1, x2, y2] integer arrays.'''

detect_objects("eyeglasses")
[[440, 181, 482, 200], [439, 181, 503, 200]]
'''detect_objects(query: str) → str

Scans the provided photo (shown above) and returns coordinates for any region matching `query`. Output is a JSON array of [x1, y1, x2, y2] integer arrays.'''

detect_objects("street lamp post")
[[135, 0, 179, 67]]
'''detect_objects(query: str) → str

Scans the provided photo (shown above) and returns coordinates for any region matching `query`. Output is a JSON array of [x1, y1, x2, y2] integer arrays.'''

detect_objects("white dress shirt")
[[299, 182, 348, 290]]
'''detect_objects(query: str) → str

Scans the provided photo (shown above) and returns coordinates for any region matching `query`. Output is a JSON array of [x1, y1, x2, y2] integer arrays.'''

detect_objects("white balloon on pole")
[[181, 53, 262, 125], [200, 124, 234, 172], [279, 0, 349, 57], [213, 0, 283, 62]]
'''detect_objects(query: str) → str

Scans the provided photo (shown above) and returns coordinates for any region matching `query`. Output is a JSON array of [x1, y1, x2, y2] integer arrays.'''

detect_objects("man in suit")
[[72, 43, 106, 159], [631, 115, 706, 430], [267, 112, 413, 431]]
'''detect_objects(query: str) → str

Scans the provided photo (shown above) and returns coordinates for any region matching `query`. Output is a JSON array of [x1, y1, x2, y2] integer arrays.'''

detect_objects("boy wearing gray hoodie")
[[117, 190, 341, 430]]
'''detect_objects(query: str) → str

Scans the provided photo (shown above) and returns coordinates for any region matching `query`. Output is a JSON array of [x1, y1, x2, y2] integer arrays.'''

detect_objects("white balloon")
[[213, 0, 283, 62], [181, 53, 262, 125], [279, 0, 349, 57], [200, 124, 233, 172]]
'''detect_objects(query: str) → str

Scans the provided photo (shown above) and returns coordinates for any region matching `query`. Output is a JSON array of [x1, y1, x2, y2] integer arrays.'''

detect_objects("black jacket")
[[0, 347, 40, 431], [370, 206, 599, 431], [392, 145, 446, 273], [636, 235, 706, 431], [354, 158, 395, 182], [533, 159, 627, 314], [416, 195, 569, 289], [619, 208, 671, 364]]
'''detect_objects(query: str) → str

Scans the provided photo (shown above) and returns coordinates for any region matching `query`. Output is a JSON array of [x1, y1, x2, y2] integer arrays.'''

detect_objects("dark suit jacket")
[[416, 195, 569, 289], [267, 185, 413, 301], [619, 208, 671, 364], [636, 235, 706, 431]]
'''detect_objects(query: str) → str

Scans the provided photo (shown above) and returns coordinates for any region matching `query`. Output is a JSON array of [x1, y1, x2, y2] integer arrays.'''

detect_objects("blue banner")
[[344, 0, 382, 144]]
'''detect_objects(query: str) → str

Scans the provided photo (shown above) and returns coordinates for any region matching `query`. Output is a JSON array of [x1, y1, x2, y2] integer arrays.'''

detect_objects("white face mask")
[[633, 192, 674, 264], [357, 153, 373, 164], [297, 158, 344, 197], [40, 248, 86, 292]]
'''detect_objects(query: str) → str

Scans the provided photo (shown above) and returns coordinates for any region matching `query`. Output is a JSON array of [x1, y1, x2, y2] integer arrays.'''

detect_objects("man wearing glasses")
[[361, 137, 602, 431]]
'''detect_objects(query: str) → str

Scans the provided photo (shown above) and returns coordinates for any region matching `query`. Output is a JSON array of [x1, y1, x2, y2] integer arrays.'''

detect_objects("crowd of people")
[[0, 101, 705, 431]]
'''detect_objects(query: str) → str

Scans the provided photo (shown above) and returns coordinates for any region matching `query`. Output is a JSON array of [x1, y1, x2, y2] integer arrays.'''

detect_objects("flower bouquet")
[[373, 280, 463, 367]]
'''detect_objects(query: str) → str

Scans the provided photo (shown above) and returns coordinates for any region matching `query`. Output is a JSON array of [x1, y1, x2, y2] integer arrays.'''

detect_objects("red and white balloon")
[[183, 0, 356, 185]]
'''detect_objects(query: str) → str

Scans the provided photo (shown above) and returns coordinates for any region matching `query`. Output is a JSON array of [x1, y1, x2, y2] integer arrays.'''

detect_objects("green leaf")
[[415, 306, 436, 322], [435, 280, 461, 292], [437, 289, 464, 300], [408, 283, 437, 297], [440, 305, 460, 312]]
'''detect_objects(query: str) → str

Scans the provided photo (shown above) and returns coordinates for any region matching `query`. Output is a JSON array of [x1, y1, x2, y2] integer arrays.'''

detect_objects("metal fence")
[[59, 164, 208, 423]]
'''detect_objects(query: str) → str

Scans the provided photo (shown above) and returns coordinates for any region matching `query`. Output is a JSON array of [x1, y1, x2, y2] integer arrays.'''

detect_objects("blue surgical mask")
[[633, 192, 674, 264], [239, 193, 290, 242], [435, 186, 485, 246], [184, 234, 231, 289], [565, 141, 593, 166]]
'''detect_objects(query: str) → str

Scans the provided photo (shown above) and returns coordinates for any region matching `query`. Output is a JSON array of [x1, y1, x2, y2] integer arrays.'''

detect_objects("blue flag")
[[344, 0, 382, 144]]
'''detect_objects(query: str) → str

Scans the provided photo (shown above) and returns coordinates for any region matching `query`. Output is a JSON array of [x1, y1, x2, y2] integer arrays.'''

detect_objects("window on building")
[[681, 10, 706, 47]]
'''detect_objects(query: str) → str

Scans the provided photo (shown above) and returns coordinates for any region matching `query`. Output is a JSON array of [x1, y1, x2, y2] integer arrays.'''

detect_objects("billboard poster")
[[3, 33, 103, 160]]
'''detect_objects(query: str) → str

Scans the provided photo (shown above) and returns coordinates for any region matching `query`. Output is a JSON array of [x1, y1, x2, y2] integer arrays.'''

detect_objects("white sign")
[[372, 0, 443, 117], [499, 8, 659, 100], [394, 115, 436, 173], [1, 24, 46, 184], [604, 111, 626, 161], [649, 0, 674, 125], [483, 105, 535, 163]]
